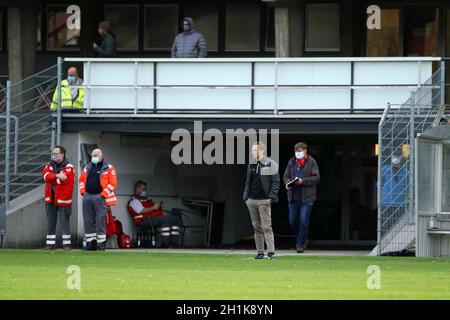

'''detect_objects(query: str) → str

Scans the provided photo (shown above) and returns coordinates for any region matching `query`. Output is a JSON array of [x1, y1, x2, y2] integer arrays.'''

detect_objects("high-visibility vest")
[[51, 79, 84, 110]]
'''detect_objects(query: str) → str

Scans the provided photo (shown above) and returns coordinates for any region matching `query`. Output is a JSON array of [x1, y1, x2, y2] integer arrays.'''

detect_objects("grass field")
[[1, 249, 450, 299]]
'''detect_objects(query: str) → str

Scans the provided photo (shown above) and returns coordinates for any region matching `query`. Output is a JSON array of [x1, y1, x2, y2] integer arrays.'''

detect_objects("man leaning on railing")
[[50, 67, 84, 112]]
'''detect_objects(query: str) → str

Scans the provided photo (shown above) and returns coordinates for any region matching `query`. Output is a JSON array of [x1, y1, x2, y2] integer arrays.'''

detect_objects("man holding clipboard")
[[283, 142, 320, 253]]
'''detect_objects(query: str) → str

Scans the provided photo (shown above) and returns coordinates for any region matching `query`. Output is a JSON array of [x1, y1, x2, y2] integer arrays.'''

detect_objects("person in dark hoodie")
[[171, 17, 207, 58], [93, 20, 116, 57]]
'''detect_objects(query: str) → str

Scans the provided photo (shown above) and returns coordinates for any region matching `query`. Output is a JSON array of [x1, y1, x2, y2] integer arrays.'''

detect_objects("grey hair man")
[[243, 142, 280, 260]]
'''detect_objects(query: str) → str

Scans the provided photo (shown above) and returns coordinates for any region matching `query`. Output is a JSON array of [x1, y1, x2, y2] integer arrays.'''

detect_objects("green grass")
[[1, 249, 450, 299]]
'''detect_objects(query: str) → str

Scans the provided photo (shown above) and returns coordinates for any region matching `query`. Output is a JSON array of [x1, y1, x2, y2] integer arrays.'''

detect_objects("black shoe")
[[96, 242, 106, 251], [267, 252, 275, 260], [254, 253, 265, 260], [87, 241, 97, 251], [44, 245, 56, 250]]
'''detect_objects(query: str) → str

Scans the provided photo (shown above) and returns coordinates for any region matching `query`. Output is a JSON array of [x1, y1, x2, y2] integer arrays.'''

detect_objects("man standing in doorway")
[[79, 149, 118, 251], [283, 142, 320, 253], [42, 145, 75, 250], [243, 142, 280, 260], [93, 20, 117, 57]]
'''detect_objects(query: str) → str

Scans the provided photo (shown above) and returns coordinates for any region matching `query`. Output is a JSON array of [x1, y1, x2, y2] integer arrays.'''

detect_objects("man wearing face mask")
[[79, 149, 118, 251], [50, 67, 84, 111], [93, 20, 117, 58], [127, 180, 181, 248], [171, 17, 207, 58], [283, 142, 320, 253], [42, 146, 75, 250]]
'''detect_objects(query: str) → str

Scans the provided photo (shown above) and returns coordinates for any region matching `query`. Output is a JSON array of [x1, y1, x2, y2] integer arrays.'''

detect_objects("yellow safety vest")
[[51, 79, 84, 110]]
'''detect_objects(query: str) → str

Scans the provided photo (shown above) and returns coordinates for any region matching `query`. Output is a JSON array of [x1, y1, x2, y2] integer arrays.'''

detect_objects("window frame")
[[104, 4, 140, 52], [143, 3, 179, 51], [45, 3, 81, 52], [304, 2, 342, 53]]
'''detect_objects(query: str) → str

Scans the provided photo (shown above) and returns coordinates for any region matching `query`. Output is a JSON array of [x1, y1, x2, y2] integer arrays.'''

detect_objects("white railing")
[[63, 57, 441, 114]]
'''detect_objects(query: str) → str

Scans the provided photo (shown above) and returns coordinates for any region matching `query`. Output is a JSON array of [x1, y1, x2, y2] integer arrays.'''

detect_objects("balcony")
[[64, 57, 440, 116]]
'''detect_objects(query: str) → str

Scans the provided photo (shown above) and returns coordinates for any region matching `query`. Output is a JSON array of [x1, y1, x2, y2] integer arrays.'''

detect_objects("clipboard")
[[286, 177, 300, 188]]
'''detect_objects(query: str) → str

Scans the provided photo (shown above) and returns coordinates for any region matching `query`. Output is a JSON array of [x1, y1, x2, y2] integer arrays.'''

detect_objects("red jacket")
[[127, 196, 163, 225], [42, 160, 75, 206]]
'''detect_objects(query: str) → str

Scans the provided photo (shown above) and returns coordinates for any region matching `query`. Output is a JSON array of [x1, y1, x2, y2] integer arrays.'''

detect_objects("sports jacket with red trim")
[[42, 160, 75, 206]]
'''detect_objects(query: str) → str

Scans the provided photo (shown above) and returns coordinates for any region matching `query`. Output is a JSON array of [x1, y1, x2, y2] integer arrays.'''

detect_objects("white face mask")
[[392, 156, 401, 165], [295, 151, 305, 160], [139, 191, 147, 197]]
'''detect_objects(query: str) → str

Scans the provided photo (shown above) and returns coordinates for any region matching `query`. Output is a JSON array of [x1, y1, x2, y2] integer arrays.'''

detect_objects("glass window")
[[47, 4, 80, 50], [225, 4, 260, 51], [105, 5, 139, 51], [404, 7, 439, 56], [305, 3, 340, 52], [184, 4, 218, 51], [144, 4, 179, 50], [265, 6, 275, 51], [37, 6, 42, 50], [417, 141, 437, 212], [0, 8, 3, 51], [447, 9, 450, 56], [366, 9, 400, 57]]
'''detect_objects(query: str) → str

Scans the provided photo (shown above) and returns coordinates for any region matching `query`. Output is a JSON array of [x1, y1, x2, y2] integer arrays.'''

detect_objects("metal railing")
[[0, 61, 62, 208], [63, 57, 439, 114], [376, 60, 447, 255]]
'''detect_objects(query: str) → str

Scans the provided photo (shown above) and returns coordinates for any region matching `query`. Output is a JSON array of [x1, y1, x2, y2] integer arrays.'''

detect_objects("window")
[[184, 4, 218, 51], [305, 3, 340, 52], [105, 5, 139, 51], [225, 4, 260, 51], [265, 6, 275, 51], [47, 4, 80, 50], [447, 9, 450, 56], [366, 9, 400, 57], [144, 4, 179, 50], [404, 7, 439, 57], [0, 8, 3, 51]]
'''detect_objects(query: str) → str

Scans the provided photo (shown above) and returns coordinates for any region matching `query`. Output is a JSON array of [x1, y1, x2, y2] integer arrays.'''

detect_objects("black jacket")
[[243, 156, 280, 202], [283, 155, 320, 203], [94, 32, 117, 57]]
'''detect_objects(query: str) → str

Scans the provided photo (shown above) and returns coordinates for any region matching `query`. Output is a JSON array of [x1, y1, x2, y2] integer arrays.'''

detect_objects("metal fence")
[[376, 61, 447, 255], [0, 60, 62, 208]]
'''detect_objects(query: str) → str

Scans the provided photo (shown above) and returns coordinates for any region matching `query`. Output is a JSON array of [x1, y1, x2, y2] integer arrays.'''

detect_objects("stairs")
[[0, 64, 59, 206]]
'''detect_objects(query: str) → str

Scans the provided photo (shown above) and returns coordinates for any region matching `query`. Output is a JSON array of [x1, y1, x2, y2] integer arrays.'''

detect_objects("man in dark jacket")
[[283, 142, 320, 253], [93, 20, 116, 57], [243, 142, 280, 260], [171, 17, 207, 58]]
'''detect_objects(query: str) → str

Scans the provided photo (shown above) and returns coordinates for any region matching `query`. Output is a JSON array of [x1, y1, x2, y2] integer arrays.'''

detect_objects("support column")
[[269, 0, 304, 57], [7, 7, 23, 85], [21, 5, 37, 78], [274, 7, 290, 57]]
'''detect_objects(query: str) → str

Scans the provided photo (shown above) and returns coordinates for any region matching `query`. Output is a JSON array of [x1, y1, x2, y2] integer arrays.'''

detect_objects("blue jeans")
[[288, 201, 314, 248]]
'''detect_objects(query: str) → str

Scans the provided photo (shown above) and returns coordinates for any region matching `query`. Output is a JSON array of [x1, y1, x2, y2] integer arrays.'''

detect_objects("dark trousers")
[[46, 204, 71, 246], [138, 214, 181, 246], [288, 201, 314, 248], [82, 193, 107, 245]]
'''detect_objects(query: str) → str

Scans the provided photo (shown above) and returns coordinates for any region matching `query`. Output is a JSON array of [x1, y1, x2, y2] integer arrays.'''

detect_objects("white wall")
[[73, 132, 253, 245]]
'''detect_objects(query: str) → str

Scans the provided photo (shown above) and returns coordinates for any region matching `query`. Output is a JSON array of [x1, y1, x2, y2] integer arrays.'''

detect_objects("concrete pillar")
[[274, 7, 290, 57], [270, 0, 304, 57], [7, 7, 23, 84]]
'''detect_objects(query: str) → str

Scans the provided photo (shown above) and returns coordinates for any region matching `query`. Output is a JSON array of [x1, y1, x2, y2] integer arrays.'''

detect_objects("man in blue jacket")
[[171, 17, 207, 58]]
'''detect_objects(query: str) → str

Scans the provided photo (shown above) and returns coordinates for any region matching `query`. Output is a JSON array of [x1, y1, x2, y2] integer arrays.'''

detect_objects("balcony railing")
[[63, 57, 441, 115]]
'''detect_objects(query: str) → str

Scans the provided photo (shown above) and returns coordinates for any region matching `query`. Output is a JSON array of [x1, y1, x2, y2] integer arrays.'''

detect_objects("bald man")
[[51, 67, 84, 111], [79, 149, 118, 251]]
